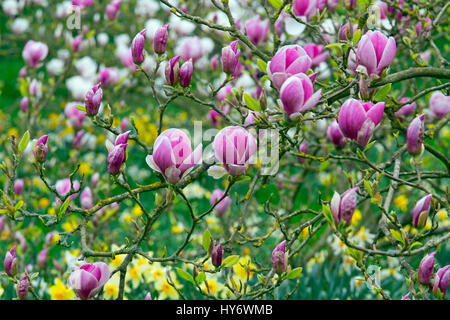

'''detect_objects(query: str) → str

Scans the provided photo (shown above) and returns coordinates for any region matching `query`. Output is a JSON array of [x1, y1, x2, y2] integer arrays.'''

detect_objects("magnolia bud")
[[4, 247, 18, 277], [17, 275, 30, 300], [154, 24, 169, 54], [211, 243, 223, 267], [85, 83, 103, 116], [34, 134, 49, 163], [418, 251, 436, 284], [165, 56, 181, 85], [271, 240, 287, 274], [179, 59, 193, 87], [131, 29, 146, 65]]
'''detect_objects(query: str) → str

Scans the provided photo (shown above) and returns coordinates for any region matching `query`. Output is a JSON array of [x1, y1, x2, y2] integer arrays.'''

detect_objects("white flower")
[[11, 17, 29, 34], [46, 58, 64, 76], [145, 19, 163, 39], [66, 75, 94, 100], [135, 0, 160, 17], [75, 56, 98, 80], [55, 0, 72, 18]]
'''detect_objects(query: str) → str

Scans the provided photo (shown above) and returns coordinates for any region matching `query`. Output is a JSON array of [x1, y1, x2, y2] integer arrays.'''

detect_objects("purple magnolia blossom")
[[154, 24, 169, 54], [292, 0, 317, 20], [22, 40, 48, 68], [211, 243, 223, 267], [327, 120, 347, 148], [80, 187, 93, 210], [429, 91, 450, 119], [20, 97, 28, 113], [165, 56, 181, 85], [73, 130, 84, 149], [146, 129, 202, 184], [106, 0, 121, 20], [412, 194, 432, 228], [395, 98, 416, 121], [339, 22, 358, 41], [107, 144, 127, 175], [222, 40, 240, 75], [244, 16, 269, 46], [65, 102, 87, 130], [55, 178, 81, 201], [267, 45, 312, 91], [271, 240, 287, 274], [337, 99, 385, 146], [17, 275, 30, 300], [98, 67, 119, 88], [330, 187, 359, 225], [406, 114, 425, 156], [418, 251, 436, 284], [303, 43, 328, 68], [85, 83, 103, 116], [356, 30, 396, 76], [72, 0, 94, 8], [280, 75, 322, 120], [210, 189, 231, 217], [37, 248, 49, 268], [131, 29, 146, 65], [14, 179, 24, 195], [34, 134, 49, 163], [179, 59, 193, 87], [213, 126, 258, 176], [4, 247, 18, 277], [432, 265, 450, 298], [69, 262, 110, 300]]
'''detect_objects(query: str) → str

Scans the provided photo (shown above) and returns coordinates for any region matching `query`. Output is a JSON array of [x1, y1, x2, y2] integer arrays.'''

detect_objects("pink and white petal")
[[378, 37, 396, 70], [207, 165, 228, 179], [145, 155, 162, 174], [299, 89, 322, 113]]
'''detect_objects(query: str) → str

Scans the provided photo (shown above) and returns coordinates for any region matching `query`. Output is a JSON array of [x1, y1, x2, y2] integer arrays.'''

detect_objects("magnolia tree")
[[0, 0, 449, 300]]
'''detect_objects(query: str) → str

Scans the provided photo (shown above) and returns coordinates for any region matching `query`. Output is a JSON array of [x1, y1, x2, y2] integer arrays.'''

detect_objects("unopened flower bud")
[[85, 83, 103, 116], [154, 24, 169, 54], [211, 243, 223, 267], [131, 29, 146, 65], [4, 246, 18, 277], [179, 59, 193, 87]]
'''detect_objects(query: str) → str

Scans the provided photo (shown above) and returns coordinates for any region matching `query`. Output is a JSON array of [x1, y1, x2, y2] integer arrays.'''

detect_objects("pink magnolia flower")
[[65, 102, 87, 130], [330, 187, 359, 225], [80, 187, 93, 210], [418, 251, 436, 284], [432, 265, 450, 298], [356, 30, 396, 76], [406, 114, 425, 156], [56, 178, 81, 201], [22, 40, 48, 68], [146, 129, 202, 184], [154, 24, 169, 54], [303, 43, 329, 68], [213, 126, 257, 176], [222, 40, 240, 75], [395, 97, 416, 121], [412, 194, 432, 228], [327, 120, 347, 148], [267, 45, 312, 91], [98, 67, 119, 88], [69, 262, 110, 300], [271, 240, 287, 274], [106, 0, 121, 20], [244, 16, 269, 46], [429, 91, 450, 119], [292, 0, 318, 20], [337, 99, 385, 146], [71, 0, 94, 8], [280, 74, 322, 120], [210, 189, 231, 216]]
